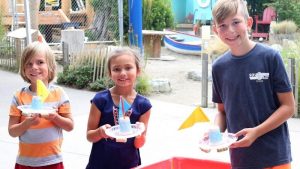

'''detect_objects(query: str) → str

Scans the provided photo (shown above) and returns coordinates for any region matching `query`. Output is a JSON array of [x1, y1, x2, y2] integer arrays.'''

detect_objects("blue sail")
[[118, 96, 131, 118]]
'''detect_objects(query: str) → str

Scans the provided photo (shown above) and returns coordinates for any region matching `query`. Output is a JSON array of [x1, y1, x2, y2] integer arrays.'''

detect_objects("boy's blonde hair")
[[107, 47, 141, 76], [20, 41, 57, 83], [212, 0, 249, 24]]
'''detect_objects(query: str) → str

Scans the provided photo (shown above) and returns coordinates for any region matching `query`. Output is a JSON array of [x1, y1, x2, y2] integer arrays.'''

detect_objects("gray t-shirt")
[[212, 43, 292, 169]]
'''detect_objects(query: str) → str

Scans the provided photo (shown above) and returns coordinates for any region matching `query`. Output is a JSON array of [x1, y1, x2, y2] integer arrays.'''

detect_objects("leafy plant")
[[57, 65, 93, 89], [85, 29, 98, 41], [58, 65, 152, 96], [88, 0, 119, 41], [267, 0, 300, 27], [88, 77, 114, 91], [135, 72, 152, 96], [143, 0, 174, 30], [0, 12, 5, 40]]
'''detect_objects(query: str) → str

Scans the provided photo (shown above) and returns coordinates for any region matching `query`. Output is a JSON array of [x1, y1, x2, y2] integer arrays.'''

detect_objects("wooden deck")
[[3, 9, 70, 26]]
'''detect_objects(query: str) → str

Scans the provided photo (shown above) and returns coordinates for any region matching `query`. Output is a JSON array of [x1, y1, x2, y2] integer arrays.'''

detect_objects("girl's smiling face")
[[24, 52, 49, 86], [109, 54, 140, 88]]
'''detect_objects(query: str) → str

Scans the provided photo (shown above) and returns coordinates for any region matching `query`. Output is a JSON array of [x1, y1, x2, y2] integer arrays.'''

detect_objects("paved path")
[[1, 69, 299, 168]]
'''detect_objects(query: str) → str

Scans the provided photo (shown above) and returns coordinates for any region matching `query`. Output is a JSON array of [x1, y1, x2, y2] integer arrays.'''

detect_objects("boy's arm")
[[255, 91, 295, 138], [232, 91, 295, 148], [215, 103, 227, 132]]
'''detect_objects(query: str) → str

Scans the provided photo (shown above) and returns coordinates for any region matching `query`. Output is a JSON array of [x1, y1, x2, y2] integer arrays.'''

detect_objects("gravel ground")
[[144, 47, 215, 107]]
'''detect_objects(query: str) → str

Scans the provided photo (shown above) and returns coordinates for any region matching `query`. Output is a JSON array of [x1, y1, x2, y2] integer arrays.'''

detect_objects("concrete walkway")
[[1, 69, 299, 169]]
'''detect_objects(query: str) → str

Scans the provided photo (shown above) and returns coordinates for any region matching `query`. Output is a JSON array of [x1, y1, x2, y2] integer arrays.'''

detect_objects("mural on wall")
[[197, 0, 211, 8], [171, 0, 216, 24], [195, 0, 215, 24]]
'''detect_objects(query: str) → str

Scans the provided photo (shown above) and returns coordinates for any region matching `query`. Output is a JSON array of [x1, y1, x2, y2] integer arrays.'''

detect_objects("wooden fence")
[[63, 44, 121, 82]]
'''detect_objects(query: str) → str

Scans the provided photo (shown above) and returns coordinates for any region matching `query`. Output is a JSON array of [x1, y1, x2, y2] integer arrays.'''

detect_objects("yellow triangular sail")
[[178, 106, 210, 130], [37, 80, 50, 102]]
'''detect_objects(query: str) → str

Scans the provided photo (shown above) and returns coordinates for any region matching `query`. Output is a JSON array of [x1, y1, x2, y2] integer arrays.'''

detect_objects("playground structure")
[[0, 0, 93, 42]]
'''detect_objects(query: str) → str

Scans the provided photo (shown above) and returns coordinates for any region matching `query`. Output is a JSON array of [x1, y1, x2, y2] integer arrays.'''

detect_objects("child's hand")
[[202, 131, 209, 140], [230, 127, 258, 148], [199, 131, 210, 153], [133, 122, 146, 148], [42, 112, 59, 121], [135, 121, 145, 133], [99, 124, 111, 139], [25, 114, 40, 126]]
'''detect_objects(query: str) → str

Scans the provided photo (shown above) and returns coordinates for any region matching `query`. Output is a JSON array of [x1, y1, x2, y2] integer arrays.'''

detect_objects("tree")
[[143, 0, 174, 31], [88, 0, 119, 41], [247, 0, 273, 18], [267, 0, 300, 27]]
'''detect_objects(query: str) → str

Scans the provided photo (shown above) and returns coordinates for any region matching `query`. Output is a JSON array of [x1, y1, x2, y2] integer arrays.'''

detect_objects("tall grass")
[[271, 20, 298, 34]]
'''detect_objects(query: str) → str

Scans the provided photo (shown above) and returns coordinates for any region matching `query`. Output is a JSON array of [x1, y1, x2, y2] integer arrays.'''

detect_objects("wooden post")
[[201, 26, 211, 108], [29, 0, 40, 30], [153, 35, 162, 58], [288, 58, 299, 117], [15, 38, 22, 71], [142, 31, 164, 58], [62, 41, 69, 66], [143, 35, 152, 58], [86, 0, 94, 28], [61, 0, 71, 17], [295, 60, 299, 117], [0, 0, 9, 16], [143, 34, 162, 58], [201, 52, 208, 108]]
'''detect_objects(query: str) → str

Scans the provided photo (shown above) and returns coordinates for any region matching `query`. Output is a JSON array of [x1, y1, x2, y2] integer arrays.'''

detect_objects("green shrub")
[[85, 29, 98, 41], [88, 72, 152, 96], [135, 73, 152, 96], [143, 0, 174, 30], [0, 12, 5, 40], [268, 1, 300, 27], [56, 65, 93, 89], [88, 77, 114, 91]]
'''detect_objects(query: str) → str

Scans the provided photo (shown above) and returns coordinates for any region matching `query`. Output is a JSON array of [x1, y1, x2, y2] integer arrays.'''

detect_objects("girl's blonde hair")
[[107, 47, 141, 75], [20, 41, 57, 83], [212, 0, 249, 24]]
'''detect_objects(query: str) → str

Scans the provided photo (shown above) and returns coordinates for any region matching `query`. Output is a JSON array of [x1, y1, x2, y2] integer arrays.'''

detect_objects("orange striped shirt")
[[9, 85, 71, 167]]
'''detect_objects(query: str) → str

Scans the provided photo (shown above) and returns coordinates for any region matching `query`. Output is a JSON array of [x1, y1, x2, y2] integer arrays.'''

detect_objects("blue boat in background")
[[164, 31, 202, 55]]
